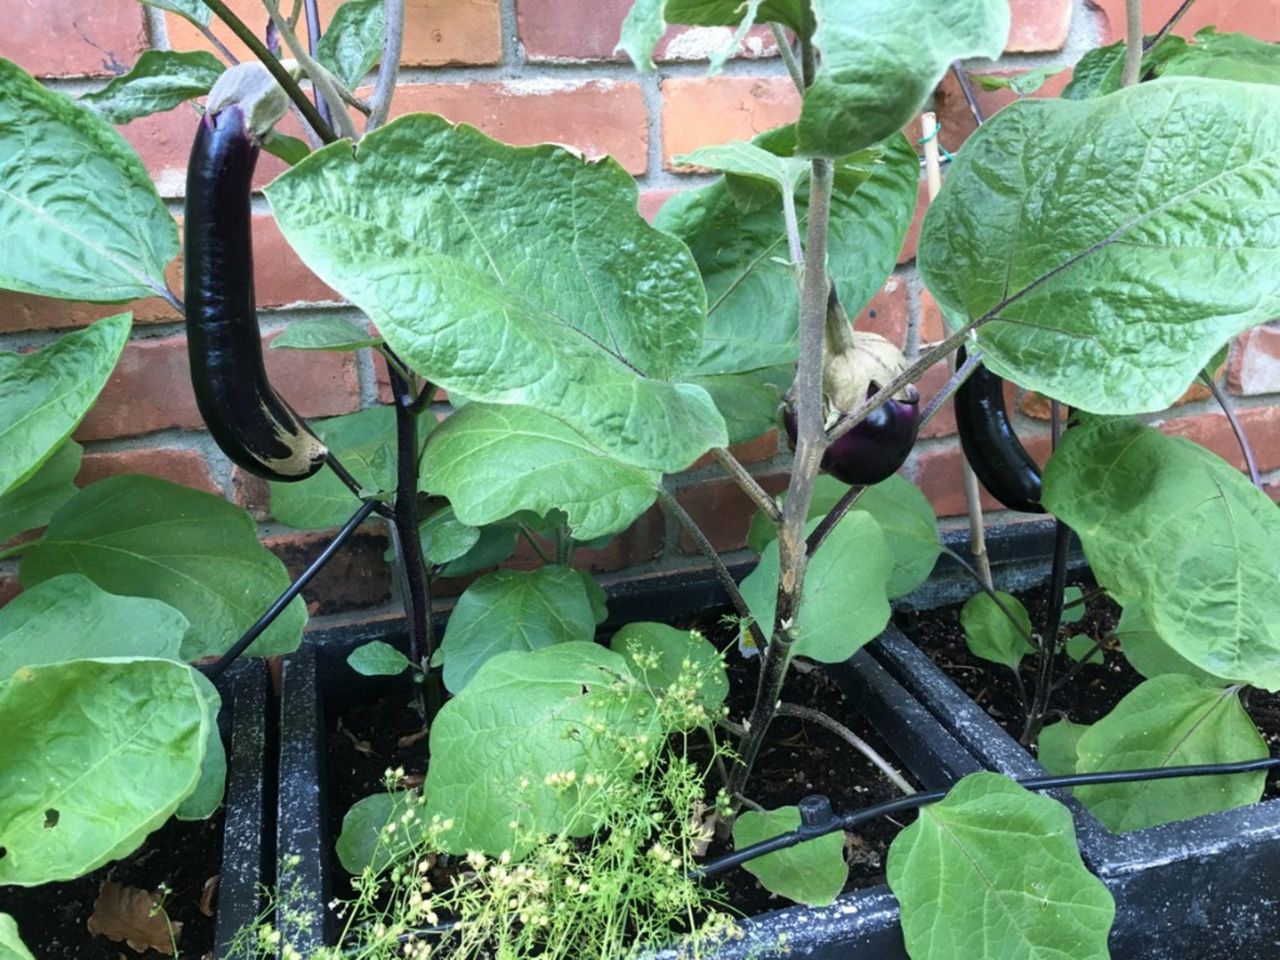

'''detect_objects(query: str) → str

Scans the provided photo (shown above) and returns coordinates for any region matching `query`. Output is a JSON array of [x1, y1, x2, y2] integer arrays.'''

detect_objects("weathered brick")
[[911, 436, 1051, 518], [265, 530, 392, 617], [1156, 406, 1280, 474], [916, 362, 957, 439], [0, 259, 181, 334], [856, 277, 909, 346], [638, 188, 680, 223], [1020, 377, 1213, 419], [917, 288, 948, 344], [662, 76, 801, 170], [167, 0, 501, 68], [574, 504, 666, 573], [897, 180, 929, 265], [1089, 0, 1280, 44], [1229, 323, 1280, 396], [232, 466, 273, 521], [75, 332, 360, 441], [388, 81, 649, 175], [691, 431, 780, 470], [674, 472, 789, 553], [517, 0, 777, 63], [1, 0, 146, 78], [1007, 0, 1074, 52], [77, 447, 220, 494]]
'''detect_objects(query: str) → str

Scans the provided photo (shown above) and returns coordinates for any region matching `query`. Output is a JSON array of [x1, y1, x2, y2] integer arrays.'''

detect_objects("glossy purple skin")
[[785, 386, 921, 486]]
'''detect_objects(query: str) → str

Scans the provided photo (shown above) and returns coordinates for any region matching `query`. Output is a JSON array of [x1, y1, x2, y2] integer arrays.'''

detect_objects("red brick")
[[167, 0, 500, 68], [0, 574, 20, 609], [912, 435, 1052, 517], [0, 260, 181, 334], [639, 189, 679, 223], [1007, 0, 1074, 52], [265, 530, 392, 616], [855, 277, 909, 347], [76, 332, 360, 441], [691, 430, 780, 470], [517, 0, 777, 64], [1266, 480, 1280, 504], [1, 0, 146, 78], [916, 362, 957, 439], [1021, 377, 1213, 419], [662, 77, 802, 170], [918, 288, 948, 344], [387, 81, 649, 175], [1089, 0, 1280, 44], [1229, 323, 1280, 396], [1157, 406, 1280, 474], [232, 466, 273, 521], [674, 472, 789, 553], [77, 447, 220, 494], [574, 504, 666, 573], [897, 180, 929, 265]]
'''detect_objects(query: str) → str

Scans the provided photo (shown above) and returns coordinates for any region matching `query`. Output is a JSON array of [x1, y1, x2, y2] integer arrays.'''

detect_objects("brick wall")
[[2, 0, 1278, 624]]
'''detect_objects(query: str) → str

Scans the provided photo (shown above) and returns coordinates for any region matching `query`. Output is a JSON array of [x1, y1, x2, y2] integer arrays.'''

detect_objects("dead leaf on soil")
[[199, 874, 219, 917], [87, 881, 182, 955], [396, 726, 429, 749]]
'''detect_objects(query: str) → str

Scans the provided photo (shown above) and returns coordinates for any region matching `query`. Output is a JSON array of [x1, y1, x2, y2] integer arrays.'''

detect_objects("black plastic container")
[[870, 520, 1280, 960], [273, 567, 986, 959]]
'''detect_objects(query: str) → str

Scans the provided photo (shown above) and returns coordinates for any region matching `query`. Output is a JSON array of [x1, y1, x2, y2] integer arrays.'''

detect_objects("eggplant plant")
[[1, 0, 1279, 957]]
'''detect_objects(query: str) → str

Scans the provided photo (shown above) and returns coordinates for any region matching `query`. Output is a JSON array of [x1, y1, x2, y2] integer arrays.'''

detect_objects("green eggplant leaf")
[[0, 913, 35, 960], [0, 315, 129, 498], [0, 573, 188, 677], [79, 50, 224, 124], [419, 505, 482, 565], [1158, 28, 1280, 85], [576, 569, 609, 625], [267, 114, 725, 473], [316, 0, 385, 88], [424, 403, 660, 542], [0, 440, 81, 545], [688, 364, 790, 446], [740, 512, 893, 662], [20, 475, 305, 659], [609, 621, 728, 722], [335, 792, 431, 874], [1065, 634, 1103, 665], [1114, 603, 1229, 686], [440, 566, 597, 693], [138, 0, 211, 26], [659, 133, 918, 376], [1073, 675, 1266, 832], [436, 522, 518, 577], [1037, 718, 1087, 776], [733, 806, 847, 906], [887, 773, 1115, 960], [270, 316, 382, 352], [348, 641, 411, 677], [797, 0, 1009, 156], [921, 79, 1280, 414], [423, 643, 661, 856], [176, 671, 225, 821], [960, 590, 1034, 670], [1043, 419, 1280, 690], [617, 0, 805, 70], [0, 60, 177, 302], [0, 658, 208, 885], [263, 132, 311, 166]]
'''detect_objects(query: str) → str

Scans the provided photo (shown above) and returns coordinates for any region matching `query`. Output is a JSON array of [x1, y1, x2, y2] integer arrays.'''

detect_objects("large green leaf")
[[0, 314, 129, 498], [335, 792, 431, 874], [267, 114, 725, 473], [0, 657, 208, 885], [270, 316, 382, 352], [887, 773, 1115, 960], [921, 79, 1280, 414], [733, 806, 847, 906], [316, 0, 385, 88], [1114, 603, 1229, 686], [740, 512, 893, 662], [960, 590, 1034, 670], [1060, 36, 1186, 100], [689, 364, 790, 446], [0, 914, 35, 960], [440, 566, 597, 693], [0, 60, 178, 302], [423, 403, 660, 542], [796, 0, 1009, 156], [347, 640, 410, 677], [0, 573, 188, 677], [79, 50, 224, 124], [1074, 676, 1267, 833], [659, 133, 918, 376], [1043, 419, 1280, 690], [176, 671, 226, 821], [20, 475, 306, 659], [423, 643, 661, 856], [617, 0, 805, 70], [1037, 718, 1087, 777], [138, 0, 211, 26], [1159, 28, 1280, 85], [0, 440, 81, 545], [746, 474, 940, 599], [269, 407, 428, 530], [609, 621, 728, 723]]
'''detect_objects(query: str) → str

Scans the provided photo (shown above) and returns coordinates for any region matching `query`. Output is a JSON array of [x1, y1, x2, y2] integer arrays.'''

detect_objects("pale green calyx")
[[206, 61, 292, 140]]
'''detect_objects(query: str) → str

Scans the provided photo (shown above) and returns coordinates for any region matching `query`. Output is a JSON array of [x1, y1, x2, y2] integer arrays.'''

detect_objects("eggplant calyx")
[[206, 62, 291, 141], [823, 330, 911, 416]]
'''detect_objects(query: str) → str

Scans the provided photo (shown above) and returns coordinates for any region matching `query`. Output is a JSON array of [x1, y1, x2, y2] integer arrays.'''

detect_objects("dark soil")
[[0, 812, 223, 959], [323, 615, 919, 921], [905, 579, 1280, 801]]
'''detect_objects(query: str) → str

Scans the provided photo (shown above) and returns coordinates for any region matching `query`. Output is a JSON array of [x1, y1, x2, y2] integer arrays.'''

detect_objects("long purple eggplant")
[[954, 348, 1045, 513]]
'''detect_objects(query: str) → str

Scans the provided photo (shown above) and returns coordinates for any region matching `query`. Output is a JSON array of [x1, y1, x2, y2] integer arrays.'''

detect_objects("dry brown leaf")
[[396, 726, 429, 749], [337, 718, 375, 756], [199, 875, 219, 918], [87, 882, 183, 956]]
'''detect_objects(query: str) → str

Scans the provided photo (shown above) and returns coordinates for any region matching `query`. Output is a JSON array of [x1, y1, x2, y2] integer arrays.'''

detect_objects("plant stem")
[[776, 703, 916, 794], [1051, 635, 1108, 692], [519, 524, 552, 564], [387, 361, 441, 720], [729, 156, 835, 800], [367, 0, 405, 132], [301, 0, 335, 132], [1146, 0, 1197, 49], [940, 545, 1036, 646], [656, 488, 768, 653], [805, 482, 866, 557], [1022, 519, 1072, 745], [263, 0, 360, 140], [950, 62, 986, 126], [1122, 0, 1144, 88], [918, 347, 982, 430], [200, 0, 338, 143], [710, 448, 781, 524], [770, 23, 804, 93], [197, 21, 240, 65], [1204, 374, 1263, 488]]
